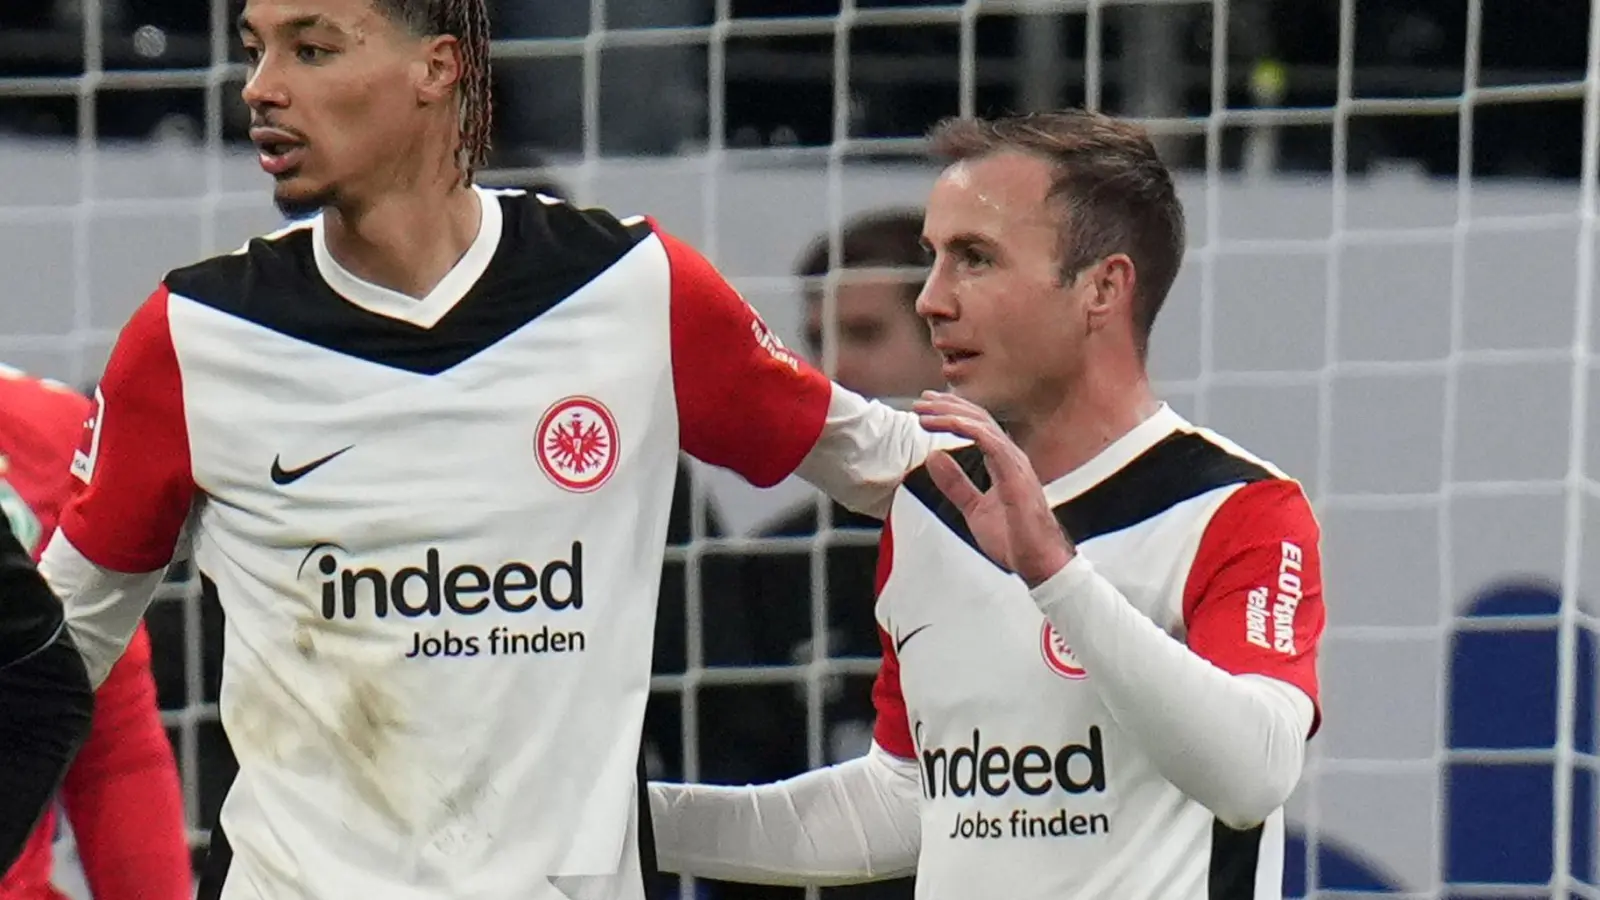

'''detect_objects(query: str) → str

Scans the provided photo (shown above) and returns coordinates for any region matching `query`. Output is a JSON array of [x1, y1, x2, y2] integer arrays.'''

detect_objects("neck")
[[1005, 355, 1161, 487], [322, 171, 480, 300]]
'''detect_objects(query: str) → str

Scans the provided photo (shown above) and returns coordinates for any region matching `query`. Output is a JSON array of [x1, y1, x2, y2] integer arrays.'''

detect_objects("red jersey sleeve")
[[60, 623, 192, 900], [1182, 479, 1326, 733], [58, 286, 195, 573], [0, 369, 91, 544], [868, 518, 916, 759], [657, 228, 833, 487]]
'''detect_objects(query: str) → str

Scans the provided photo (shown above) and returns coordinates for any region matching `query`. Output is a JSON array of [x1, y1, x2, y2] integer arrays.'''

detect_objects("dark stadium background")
[[0, 0, 1590, 177]]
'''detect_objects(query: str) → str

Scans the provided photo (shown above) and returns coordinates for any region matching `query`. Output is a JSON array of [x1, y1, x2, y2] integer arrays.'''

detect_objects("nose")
[[915, 270, 957, 323], [241, 56, 288, 111]]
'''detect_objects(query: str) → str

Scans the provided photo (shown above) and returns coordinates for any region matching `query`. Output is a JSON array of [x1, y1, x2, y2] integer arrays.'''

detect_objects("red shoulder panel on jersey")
[[1182, 478, 1325, 733], [655, 225, 833, 487], [869, 518, 916, 759], [57, 286, 196, 573]]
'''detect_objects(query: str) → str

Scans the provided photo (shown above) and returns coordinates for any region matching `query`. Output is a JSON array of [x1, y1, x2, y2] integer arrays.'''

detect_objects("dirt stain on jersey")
[[341, 678, 400, 762], [222, 670, 296, 765], [335, 676, 410, 826], [419, 756, 499, 858], [292, 623, 317, 659]]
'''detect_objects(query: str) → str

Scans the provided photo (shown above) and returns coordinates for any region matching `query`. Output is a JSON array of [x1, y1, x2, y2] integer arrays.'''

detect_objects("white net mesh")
[[1, 0, 1599, 897]]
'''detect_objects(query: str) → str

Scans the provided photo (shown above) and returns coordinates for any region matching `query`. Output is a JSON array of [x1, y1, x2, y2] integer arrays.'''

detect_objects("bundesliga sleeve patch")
[[69, 387, 105, 485]]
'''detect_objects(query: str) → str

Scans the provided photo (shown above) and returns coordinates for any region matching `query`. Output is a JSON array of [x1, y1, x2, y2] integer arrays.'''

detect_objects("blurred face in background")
[[238, 0, 459, 216], [917, 150, 1109, 423], [803, 274, 946, 401]]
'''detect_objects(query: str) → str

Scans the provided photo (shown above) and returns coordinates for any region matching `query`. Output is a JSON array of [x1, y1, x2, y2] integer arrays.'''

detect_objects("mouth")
[[935, 346, 981, 378], [251, 127, 307, 177]]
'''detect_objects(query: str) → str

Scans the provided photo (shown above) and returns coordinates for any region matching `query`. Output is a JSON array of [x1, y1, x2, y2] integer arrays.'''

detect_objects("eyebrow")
[[931, 233, 993, 253], [237, 13, 340, 38]]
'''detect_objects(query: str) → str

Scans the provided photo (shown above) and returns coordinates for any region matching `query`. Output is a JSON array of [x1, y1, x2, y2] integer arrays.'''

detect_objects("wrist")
[[1021, 545, 1076, 589], [1027, 553, 1095, 613]]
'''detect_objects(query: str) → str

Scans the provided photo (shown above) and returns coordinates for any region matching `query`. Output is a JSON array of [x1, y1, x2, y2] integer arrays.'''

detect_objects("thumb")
[[927, 449, 984, 513]]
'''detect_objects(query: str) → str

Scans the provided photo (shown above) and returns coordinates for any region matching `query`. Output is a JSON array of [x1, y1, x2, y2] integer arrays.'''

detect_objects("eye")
[[958, 247, 993, 270], [241, 44, 262, 65], [842, 321, 884, 345], [296, 44, 333, 64]]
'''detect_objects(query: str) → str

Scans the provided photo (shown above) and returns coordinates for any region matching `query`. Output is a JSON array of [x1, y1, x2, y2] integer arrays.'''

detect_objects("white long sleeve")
[[38, 532, 166, 688], [649, 743, 923, 886], [794, 386, 956, 520], [1031, 556, 1315, 830]]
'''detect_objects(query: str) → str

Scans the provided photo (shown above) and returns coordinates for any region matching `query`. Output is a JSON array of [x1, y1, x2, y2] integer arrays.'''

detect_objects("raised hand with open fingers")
[[911, 391, 1075, 587]]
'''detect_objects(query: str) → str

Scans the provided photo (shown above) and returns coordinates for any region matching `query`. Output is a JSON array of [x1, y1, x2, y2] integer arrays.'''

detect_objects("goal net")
[[0, 0, 1597, 898]]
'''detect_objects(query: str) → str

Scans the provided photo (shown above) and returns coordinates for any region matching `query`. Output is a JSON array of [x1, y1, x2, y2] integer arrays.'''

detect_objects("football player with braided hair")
[[3, 0, 945, 898]]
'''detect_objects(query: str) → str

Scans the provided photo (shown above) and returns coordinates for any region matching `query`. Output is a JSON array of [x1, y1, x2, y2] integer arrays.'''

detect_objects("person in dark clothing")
[[0, 515, 94, 874]]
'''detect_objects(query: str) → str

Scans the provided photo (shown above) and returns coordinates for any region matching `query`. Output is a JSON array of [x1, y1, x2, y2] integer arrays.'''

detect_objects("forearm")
[[794, 387, 946, 519], [39, 532, 165, 687], [1031, 557, 1314, 829], [64, 629, 192, 899], [67, 746, 191, 900], [649, 744, 922, 885]]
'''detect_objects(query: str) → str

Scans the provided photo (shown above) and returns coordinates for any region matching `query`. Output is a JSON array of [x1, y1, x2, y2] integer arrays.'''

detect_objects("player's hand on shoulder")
[[912, 391, 1073, 587]]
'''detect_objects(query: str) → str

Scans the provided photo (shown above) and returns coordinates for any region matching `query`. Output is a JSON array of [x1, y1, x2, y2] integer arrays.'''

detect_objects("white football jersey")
[[41, 187, 927, 900], [871, 406, 1325, 900]]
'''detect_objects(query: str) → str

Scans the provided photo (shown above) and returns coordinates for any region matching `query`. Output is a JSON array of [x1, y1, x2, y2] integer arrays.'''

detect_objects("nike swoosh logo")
[[270, 446, 353, 486], [895, 623, 931, 655]]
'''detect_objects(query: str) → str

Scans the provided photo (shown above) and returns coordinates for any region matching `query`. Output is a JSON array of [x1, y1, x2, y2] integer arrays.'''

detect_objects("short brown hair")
[[929, 110, 1186, 352], [795, 208, 930, 311]]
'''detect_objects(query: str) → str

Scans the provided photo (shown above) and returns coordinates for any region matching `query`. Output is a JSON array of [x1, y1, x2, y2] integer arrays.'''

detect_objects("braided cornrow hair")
[[376, 0, 494, 183]]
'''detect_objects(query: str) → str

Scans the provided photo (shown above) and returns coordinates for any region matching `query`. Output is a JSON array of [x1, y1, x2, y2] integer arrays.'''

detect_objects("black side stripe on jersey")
[[163, 195, 655, 376], [1209, 820, 1265, 899], [636, 749, 660, 884], [904, 429, 1275, 555], [196, 819, 234, 900], [195, 574, 234, 900]]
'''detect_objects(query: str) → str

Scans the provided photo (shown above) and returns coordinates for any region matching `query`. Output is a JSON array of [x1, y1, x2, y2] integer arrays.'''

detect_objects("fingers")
[[911, 392, 991, 429], [914, 412, 995, 447], [926, 449, 985, 513], [913, 394, 1003, 450], [913, 394, 1028, 478]]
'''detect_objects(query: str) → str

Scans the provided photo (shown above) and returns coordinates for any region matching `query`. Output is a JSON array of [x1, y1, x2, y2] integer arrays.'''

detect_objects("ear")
[[414, 34, 463, 107], [1084, 253, 1136, 331]]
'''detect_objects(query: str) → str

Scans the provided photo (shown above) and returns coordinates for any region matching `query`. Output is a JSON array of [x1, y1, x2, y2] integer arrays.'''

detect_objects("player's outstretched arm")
[[916, 392, 1322, 830], [651, 535, 924, 888], [42, 287, 198, 687], [648, 743, 922, 886], [0, 513, 94, 872], [659, 228, 942, 518], [61, 624, 192, 900]]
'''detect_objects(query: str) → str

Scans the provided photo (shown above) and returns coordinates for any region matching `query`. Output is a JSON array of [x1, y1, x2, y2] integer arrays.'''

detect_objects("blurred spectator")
[[792, 210, 944, 403], [696, 208, 939, 900]]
